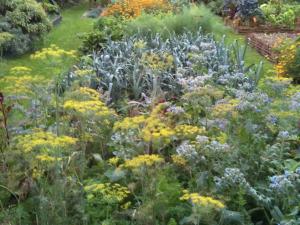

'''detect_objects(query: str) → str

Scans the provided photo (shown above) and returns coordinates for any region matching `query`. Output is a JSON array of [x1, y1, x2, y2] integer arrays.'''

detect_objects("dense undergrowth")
[[0, 0, 300, 225]]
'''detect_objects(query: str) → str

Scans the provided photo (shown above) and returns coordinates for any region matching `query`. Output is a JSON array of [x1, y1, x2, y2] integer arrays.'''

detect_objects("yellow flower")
[[174, 124, 205, 138], [15, 130, 77, 153], [114, 115, 146, 130], [36, 154, 62, 162], [122, 154, 164, 169], [108, 157, 120, 166], [142, 52, 174, 71], [31, 44, 77, 60], [10, 66, 32, 75], [84, 182, 130, 204], [180, 190, 225, 209], [171, 155, 187, 167], [63, 100, 113, 117], [2, 75, 47, 96], [212, 99, 239, 118]]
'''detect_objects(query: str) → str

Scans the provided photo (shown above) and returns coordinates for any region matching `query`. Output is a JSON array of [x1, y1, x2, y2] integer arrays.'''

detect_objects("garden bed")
[[247, 33, 298, 63], [224, 19, 295, 34]]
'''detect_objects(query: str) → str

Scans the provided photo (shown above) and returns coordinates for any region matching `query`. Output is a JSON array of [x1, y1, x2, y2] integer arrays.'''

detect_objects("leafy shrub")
[[80, 16, 125, 53], [260, 0, 300, 28], [206, 0, 224, 15], [41, 2, 60, 15], [276, 39, 300, 82], [0, 0, 51, 56], [224, 0, 265, 24]]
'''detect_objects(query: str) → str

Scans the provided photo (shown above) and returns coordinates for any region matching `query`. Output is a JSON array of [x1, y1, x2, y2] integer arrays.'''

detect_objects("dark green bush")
[[0, 0, 51, 56], [80, 16, 125, 53]]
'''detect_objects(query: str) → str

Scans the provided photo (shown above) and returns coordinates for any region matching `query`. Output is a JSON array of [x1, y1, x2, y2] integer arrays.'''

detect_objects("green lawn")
[[0, 3, 94, 80]]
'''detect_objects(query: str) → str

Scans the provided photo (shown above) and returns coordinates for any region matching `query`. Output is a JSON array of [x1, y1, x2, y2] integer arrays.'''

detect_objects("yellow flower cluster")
[[64, 87, 115, 119], [108, 157, 121, 166], [142, 52, 174, 71], [142, 117, 175, 142], [64, 100, 113, 117], [10, 66, 32, 75], [141, 103, 175, 142], [212, 99, 239, 118], [101, 0, 171, 19], [180, 190, 225, 209], [36, 154, 62, 162], [133, 40, 147, 49], [276, 41, 300, 78], [114, 115, 146, 130], [31, 44, 77, 60], [171, 155, 187, 167], [84, 182, 130, 203], [74, 69, 94, 77], [3, 75, 47, 95], [122, 154, 164, 169], [16, 131, 77, 153], [174, 124, 205, 138], [114, 103, 204, 143], [78, 87, 100, 100], [66, 87, 100, 101]]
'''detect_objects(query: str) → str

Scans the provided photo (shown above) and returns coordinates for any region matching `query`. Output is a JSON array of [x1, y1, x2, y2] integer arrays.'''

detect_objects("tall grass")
[[125, 5, 228, 38]]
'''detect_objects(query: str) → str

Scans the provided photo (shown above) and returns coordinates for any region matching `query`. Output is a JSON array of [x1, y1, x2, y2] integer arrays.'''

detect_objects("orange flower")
[[101, 0, 171, 19]]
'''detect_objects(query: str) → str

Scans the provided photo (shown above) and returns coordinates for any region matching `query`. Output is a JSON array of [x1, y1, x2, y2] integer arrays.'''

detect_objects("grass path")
[[0, 3, 94, 80]]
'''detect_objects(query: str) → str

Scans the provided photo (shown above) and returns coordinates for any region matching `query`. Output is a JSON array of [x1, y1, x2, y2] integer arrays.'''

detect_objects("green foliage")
[[260, 0, 300, 28], [80, 16, 125, 53], [0, 0, 51, 56], [1, 3, 300, 225], [41, 2, 60, 15], [126, 5, 227, 38]]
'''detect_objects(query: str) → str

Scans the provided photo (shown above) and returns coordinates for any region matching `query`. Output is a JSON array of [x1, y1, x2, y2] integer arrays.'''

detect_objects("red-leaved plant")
[[0, 92, 12, 146]]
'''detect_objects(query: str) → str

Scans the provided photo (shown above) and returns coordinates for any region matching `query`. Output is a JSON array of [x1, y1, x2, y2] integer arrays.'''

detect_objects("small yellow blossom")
[[142, 52, 174, 71], [16, 131, 77, 153], [180, 190, 225, 209], [212, 99, 239, 118], [114, 115, 146, 130], [84, 182, 130, 204], [122, 154, 164, 169], [108, 157, 121, 166], [3, 75, 47, 95], [31, 44, 77, 60], [171, 155, 187, 167], [174, 124, 205, 138], [10, 66, 32, 75], [63, 100, 113, 117], [36, 154, 62, 162]]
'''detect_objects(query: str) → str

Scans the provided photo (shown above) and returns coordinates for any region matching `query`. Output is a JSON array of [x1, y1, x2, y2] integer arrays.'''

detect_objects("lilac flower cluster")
[[166, 105, 185, 115], [289, 92, 300, 111], [215, 168, 271, 205], [236, 91, 271, 113], [176, 141, 197, 160], [203, 140, 230, 153], [269, 169, 300, 193]]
